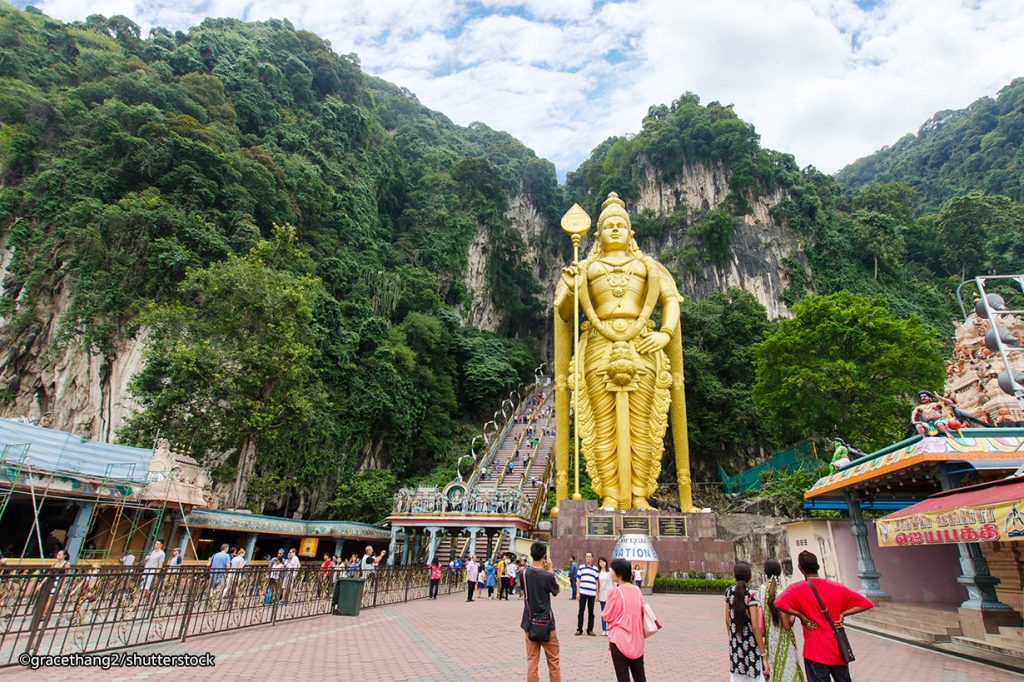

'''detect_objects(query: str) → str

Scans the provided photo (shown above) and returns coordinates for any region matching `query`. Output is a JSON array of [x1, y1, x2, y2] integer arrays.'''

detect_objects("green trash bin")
[[333, 577, 365, 616]]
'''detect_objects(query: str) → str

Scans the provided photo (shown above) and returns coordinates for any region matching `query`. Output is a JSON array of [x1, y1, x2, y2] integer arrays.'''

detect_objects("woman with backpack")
[[726, 561, 768, 682]]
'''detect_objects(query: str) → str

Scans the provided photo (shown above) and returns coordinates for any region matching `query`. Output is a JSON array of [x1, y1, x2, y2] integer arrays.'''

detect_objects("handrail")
[[492, 390, 549, 490], [518, 413, 553, 493], [526, 452, 553, 526], [0, 564, 464, 667], [468, 383, 541, 491]]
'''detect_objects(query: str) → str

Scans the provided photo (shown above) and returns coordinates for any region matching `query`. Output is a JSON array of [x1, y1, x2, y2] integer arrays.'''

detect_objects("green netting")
[[718, 441, 817, 493]]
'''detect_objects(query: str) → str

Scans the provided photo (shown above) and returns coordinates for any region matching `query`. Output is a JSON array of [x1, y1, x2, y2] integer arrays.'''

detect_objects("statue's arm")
[[656, 262, 682, 332]]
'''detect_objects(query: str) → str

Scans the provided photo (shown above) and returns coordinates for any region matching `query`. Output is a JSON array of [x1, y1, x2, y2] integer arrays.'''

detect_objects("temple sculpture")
[[946, 309, 1024, 426], [553, 192, 695, 512]]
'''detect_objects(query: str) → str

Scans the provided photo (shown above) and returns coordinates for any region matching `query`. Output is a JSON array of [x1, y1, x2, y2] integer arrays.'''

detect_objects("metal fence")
[[0, 564, 463, 667]]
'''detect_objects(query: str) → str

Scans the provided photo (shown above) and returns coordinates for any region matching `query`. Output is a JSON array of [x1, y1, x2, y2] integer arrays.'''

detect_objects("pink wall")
[[830, 519, 965, 605]]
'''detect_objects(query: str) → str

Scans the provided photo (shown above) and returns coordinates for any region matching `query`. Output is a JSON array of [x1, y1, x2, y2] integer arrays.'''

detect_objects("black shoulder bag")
[[523, 568, 552, 643], [805, 579, 855, 663]]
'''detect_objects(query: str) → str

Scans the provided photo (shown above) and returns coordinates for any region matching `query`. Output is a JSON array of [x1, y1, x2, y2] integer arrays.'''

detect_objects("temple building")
[[800, 276, 1024, 661], [0, 418, 388, 564]]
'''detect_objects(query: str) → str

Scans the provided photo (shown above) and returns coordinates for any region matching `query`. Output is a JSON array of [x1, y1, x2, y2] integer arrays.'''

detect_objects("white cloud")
[[27, 0, 1024, 176]]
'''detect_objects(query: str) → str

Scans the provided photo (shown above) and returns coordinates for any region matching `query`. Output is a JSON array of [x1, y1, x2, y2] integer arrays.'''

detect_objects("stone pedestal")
[[550, 499, 734, 575]]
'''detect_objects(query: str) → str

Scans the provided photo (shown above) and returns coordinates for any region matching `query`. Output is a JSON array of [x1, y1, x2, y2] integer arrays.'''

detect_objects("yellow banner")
[[877, 498, 1024, 547], [298, 537, 319, 557]]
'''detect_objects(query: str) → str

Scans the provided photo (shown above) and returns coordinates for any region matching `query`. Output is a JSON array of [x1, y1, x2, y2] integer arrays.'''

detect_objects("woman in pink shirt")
[[428, 559, 443, 600], [602, 558, 647, 682]]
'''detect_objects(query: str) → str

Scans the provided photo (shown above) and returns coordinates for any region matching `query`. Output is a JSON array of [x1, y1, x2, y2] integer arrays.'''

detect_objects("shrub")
[[653, 576, 734, 592]]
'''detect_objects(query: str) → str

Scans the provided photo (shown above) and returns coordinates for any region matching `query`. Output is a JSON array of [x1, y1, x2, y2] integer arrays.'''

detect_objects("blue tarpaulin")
[[0, 418, 152, 482]]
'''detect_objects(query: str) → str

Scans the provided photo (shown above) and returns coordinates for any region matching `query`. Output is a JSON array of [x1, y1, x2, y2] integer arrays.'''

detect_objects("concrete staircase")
[[849, 603, 1024, 673], [950, 625, 1024, 658], [846, 602, 962, 644], [476, 389, 554, 518], [432, 535, 467, 564]]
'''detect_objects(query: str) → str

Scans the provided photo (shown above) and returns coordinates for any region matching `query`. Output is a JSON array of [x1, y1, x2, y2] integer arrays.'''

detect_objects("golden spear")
[[560, 204, 591, 501]]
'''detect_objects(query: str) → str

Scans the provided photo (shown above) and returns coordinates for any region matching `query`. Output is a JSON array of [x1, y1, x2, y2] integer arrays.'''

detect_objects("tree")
[[852, 181, 916, 224], [693, 209, 736, 269], [936, 191, 1024, 278], [848, 209, 905, 280], [121, 226, 325, 508], [327, 468, 398, 523], [753, 291, 944, 451], [682, 289, 775, 475]]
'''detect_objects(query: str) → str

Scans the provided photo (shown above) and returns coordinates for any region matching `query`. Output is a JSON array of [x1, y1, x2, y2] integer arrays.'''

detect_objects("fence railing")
[[0, 564, 463, 667]]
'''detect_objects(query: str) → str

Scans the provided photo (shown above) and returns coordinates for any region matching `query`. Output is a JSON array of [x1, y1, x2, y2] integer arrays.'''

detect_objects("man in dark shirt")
[[521, 541, 560, 682]]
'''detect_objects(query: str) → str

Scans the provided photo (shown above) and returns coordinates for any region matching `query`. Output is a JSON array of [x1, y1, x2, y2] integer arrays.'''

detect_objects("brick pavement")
[[4, 591, 1020, 681]]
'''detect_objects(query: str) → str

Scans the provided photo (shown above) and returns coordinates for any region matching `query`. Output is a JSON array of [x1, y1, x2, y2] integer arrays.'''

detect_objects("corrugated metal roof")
[[0, 418, 152, 482]]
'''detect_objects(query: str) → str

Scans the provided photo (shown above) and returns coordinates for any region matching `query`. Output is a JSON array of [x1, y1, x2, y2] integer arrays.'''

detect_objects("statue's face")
[[600, 216, 631, 251]]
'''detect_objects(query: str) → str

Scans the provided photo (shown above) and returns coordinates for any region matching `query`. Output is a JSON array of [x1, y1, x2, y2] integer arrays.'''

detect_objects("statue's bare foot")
[[632, 497, 652, 510], [601, 496, 618, 511]]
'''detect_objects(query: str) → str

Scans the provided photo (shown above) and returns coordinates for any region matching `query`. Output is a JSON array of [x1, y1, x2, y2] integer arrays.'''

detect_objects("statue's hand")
[[560, 265, 579, 290], [635, 331, 670, 354]]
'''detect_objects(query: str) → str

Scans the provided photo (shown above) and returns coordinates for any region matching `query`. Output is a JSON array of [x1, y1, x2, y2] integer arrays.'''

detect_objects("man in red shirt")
[[774, 551, 873, 682]]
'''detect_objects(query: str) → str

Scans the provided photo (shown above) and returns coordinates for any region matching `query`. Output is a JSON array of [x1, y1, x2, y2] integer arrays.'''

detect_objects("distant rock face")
[[462, 188, 562, 333], [463, 224, 501, 332], [0, 260, 146, 440], [507, 190, 559, 306], [631, 158, 804, 319]]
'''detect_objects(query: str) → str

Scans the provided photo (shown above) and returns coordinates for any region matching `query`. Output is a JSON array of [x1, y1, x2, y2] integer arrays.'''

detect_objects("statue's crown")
[[602, 192, 625, 212], [597, 191, 630, 231]]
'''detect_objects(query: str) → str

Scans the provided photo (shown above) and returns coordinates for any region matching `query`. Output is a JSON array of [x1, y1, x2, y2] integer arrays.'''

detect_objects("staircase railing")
[[493, 390, 550, 490], [525, 452, 554, 527], [518, 414, 552, 493], [467, 383, 541, 492]]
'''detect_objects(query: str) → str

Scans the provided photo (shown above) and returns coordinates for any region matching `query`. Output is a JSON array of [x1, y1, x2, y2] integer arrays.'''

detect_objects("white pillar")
[[425, 527, 441, 564], [467, 526, 481, 558], [388, 526, 399, 566]]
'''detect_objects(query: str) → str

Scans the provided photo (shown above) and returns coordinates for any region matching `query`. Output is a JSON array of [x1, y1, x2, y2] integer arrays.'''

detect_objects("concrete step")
[[998, 625, 1024, 638], [986, 633, 1024, 649], [934, 640, 1024, 674], [868, 605, 961, 628], [847, 615, 955, 643], [951, 635, 1024, 658], [851, 612, 960, 637]]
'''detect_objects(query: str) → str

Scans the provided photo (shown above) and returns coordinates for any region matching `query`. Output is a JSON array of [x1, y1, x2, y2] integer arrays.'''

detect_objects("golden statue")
[[553, 192, 695, 512]]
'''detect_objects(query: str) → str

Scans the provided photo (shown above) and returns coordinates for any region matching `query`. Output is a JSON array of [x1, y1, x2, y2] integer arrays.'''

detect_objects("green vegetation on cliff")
[[1, 4, 1019, 515], [0, 6, 558, 518], [836, 78, 1024, 212]]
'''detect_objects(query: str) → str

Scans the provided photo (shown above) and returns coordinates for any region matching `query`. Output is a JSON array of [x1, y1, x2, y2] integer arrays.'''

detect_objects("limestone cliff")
[[0, 245, 145, 441], [462, 188, 561, 333], [631, 158, 804, 319]]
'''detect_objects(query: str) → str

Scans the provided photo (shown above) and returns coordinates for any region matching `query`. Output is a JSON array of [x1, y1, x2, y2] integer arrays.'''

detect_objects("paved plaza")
[[5, 591, 1020, 681]]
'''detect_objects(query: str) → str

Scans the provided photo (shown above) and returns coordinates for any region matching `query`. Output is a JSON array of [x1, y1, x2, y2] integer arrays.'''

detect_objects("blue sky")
[[23, 0, 1024, 177]]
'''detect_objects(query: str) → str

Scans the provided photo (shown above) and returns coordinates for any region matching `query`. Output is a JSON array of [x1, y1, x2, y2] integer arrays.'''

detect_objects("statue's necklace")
[[602, 260, 632, 298]]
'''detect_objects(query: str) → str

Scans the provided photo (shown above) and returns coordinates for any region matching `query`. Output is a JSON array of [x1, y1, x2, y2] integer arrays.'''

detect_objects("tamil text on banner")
[[876, 498, 1024, 548]]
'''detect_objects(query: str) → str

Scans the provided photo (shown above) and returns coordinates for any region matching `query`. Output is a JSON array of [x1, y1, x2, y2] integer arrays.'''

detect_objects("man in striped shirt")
[[575, 551, 599, 636]]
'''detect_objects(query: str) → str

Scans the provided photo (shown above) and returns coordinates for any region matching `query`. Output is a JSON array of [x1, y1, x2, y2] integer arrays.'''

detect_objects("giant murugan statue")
[[553, 192, 695, 513]]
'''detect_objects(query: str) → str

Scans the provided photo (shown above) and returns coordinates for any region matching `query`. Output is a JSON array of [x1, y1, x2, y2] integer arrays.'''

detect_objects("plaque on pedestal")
[[657, 516, 687, 538], [620, 516, 651, 534], [586, 516, 616, 537]]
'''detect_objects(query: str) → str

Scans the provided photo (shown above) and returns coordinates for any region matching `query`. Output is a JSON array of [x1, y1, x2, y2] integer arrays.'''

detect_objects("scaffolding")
[[0, 439, 203, 563]]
